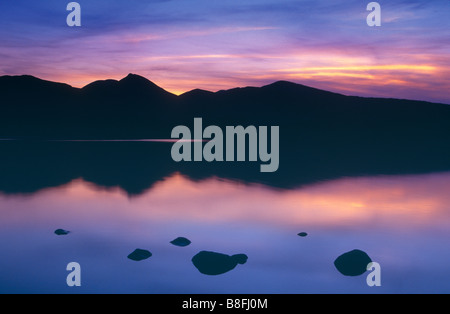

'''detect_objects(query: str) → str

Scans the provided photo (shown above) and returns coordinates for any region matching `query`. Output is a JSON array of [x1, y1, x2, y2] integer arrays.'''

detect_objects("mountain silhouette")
[[0, 74, 449, 194], [82, 73, 176, 100]]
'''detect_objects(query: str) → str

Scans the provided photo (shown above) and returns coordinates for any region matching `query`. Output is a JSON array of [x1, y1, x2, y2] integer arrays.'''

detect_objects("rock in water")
[[192, 251, 248, 275], [231, 254, 248, 265], [334, 249, 372, 276], [127, 249, 152, 261], [297, 232, 308, 237], [170, 237, 191, 247], [54, 229, 70, 235]]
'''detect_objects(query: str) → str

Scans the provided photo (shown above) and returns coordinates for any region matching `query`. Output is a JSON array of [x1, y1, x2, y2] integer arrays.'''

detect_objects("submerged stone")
[[170, 237, 192, 247], [192, 251, 248, 276], [334, 249, 372, 276], [54, 229, 70, 235], [231, 254, 248, 265], [127, 249, 152, 261]]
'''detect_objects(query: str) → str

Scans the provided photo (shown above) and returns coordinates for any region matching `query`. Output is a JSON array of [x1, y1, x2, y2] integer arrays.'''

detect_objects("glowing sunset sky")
[[0, 0, 449, 103]]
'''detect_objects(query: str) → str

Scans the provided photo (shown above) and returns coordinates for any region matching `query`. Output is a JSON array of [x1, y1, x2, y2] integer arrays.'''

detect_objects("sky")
[[0, 0, 449, 103]]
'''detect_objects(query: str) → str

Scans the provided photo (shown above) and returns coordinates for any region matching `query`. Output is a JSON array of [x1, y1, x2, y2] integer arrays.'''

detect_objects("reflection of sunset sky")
[[0, 0, 449, 103], [2, 172, 449, 229], [1, 173, 450, 293]]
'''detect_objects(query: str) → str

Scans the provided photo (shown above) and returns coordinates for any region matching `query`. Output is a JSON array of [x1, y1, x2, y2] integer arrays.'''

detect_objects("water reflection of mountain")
[[0, 74, 449, 195]]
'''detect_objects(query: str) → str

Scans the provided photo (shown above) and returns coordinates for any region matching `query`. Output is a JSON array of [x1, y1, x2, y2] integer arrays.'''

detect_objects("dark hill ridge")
[[0, 75, 74, 92], [0, 73, 449, 143], [0, 74, 449, 194]]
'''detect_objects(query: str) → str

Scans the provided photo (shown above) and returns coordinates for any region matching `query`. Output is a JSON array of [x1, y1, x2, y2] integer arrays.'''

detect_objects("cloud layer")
[[0, 0, 449, 103]]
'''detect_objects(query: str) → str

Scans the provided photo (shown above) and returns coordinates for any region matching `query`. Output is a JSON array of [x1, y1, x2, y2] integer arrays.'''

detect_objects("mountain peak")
[[262, 80, 344, 97], [79, 74, 175, 98], [264, 80, 319, 90], [180, 88, 214, 98], [118, 73, 175, 98], [120, 73, 150, 83], [119, 74, 164, 90]]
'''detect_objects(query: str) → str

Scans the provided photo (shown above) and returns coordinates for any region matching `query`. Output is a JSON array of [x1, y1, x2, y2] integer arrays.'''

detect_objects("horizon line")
[[2, 73, 449, 105]]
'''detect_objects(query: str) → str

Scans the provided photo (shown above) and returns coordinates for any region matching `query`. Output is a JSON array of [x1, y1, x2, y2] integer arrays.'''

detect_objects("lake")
[[1, 161, 449, 293]]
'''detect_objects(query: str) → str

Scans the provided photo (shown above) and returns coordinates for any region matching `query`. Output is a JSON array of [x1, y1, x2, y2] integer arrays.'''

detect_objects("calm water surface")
[[1, 172, 449, 293]]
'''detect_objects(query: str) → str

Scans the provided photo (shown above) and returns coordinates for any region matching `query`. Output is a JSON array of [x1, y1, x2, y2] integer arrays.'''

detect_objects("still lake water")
[[1, 169, 450, 293]]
